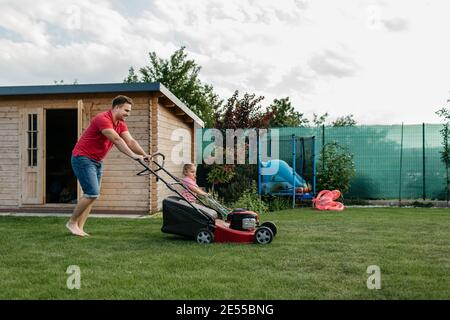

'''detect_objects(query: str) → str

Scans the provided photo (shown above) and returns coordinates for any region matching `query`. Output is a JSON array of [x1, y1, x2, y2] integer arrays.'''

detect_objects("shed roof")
[[0, 82, 204, 127]]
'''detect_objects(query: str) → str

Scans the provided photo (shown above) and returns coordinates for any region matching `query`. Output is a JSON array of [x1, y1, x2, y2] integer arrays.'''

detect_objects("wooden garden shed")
[[0, 83, 204, 215]]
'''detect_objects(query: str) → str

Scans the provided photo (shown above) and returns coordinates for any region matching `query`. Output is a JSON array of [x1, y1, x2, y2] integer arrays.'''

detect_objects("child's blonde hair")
[[183, 163, 196, 175]]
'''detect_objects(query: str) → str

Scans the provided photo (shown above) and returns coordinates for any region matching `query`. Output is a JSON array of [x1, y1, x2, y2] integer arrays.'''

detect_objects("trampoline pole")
[[322, 124, 325, 172], [257, 129, 261, 198], [313, 136, 316, 196], [292, 134, 296, 209]]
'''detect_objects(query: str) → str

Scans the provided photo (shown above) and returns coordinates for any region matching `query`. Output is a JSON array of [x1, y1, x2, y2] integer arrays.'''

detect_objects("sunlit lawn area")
[[0, 207, 449, 299]]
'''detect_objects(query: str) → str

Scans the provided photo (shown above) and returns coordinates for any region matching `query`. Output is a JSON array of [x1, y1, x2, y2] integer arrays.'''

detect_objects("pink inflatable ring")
[[312, 190, 345, 211]]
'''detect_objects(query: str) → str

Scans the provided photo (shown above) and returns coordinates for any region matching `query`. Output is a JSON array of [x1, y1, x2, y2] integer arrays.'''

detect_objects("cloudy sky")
[[1, 0, 449, 124]]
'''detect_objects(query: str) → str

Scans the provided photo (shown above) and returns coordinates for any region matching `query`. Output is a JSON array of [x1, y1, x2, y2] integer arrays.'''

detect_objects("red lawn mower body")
[[136, 154, 277, 244], [214, 210, 258, 243]]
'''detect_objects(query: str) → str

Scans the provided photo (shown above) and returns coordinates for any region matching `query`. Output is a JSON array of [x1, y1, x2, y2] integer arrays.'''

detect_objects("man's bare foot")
[[78, 224, 90, 236], [66, 221, 85, 237]]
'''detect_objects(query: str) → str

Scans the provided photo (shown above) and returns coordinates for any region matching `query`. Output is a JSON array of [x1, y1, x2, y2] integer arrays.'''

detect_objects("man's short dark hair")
[[112, 95, 133, 109]]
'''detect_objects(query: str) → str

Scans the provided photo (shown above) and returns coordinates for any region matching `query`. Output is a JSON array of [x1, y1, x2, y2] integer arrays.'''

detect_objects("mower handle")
[[149, 152, 165, 168], [135, 152, 165, 167], [135, 152, 165, 176]]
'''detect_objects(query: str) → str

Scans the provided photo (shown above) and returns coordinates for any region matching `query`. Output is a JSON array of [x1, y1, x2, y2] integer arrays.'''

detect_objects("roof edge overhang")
[[157, 83, 204, 128], [0, 82, 204, 127]]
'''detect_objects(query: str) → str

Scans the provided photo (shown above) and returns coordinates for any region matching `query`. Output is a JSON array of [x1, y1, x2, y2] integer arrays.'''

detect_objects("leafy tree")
[[332, 114, 357, 127], [317, 142, 356, 196], [53, 79, 78, 85], [266, 97, 309, 127], [435, 107, 450, 205], [215, 90, 271, 129], [209, 91, 271, 203], [125, 67, 139, 83], [312, 112, 329, 126], [125, 47, 219, 127]]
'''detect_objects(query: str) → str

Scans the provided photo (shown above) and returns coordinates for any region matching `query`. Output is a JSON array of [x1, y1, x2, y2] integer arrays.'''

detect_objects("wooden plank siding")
[[155, 102, 193, 211], [78, 94, 151, 213], [0, 105, 20, 207], [149, 95, 158, 213]]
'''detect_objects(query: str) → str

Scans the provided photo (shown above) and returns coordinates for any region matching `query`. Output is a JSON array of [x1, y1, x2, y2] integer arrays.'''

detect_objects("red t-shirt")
[[72, 110, 128, 161]]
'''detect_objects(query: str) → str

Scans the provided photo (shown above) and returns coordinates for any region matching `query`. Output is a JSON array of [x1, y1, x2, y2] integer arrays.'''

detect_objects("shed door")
[[77, 100, 89, 139], [20, 108, 44, 205], [76, 100, 90, 199]]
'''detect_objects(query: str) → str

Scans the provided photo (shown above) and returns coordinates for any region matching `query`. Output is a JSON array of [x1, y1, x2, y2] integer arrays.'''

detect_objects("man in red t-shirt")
[[66, 95, 150, 237]]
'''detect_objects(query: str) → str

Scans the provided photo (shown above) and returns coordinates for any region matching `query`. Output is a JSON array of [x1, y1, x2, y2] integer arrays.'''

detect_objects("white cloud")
[[0, 0, 449, 124], [308, 49, 359, 78], [382, 17, 409, 32]]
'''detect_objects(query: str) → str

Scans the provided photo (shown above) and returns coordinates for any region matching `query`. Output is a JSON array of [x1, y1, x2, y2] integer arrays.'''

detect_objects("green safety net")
[[197, 124, 447, 200]]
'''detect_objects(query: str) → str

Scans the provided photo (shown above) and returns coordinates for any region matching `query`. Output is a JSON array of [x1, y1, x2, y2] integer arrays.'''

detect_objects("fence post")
[[422, 123, 426, 200], [399, 123, 404, 206], [322, 124, 325, 172]]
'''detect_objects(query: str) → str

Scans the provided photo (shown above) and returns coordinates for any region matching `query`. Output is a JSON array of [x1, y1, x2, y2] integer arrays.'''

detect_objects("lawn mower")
[[135, 154, 277, 244]]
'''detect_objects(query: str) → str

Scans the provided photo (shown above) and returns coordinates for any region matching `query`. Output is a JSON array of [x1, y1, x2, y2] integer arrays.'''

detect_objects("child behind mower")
[[135, 155, 277, 244], [181, 164, 230, 219]]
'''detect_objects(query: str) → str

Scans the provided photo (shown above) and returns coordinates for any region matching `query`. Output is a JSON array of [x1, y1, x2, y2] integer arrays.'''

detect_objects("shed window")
[[27, 114, 37, 167]]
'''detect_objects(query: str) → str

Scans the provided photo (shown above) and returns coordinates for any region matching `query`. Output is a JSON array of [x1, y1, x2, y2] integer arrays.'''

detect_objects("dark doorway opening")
[[46, 109, 78, 204]]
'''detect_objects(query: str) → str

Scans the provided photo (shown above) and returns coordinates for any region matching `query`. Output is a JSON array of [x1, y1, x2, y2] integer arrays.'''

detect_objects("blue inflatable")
[[260, 159, 307, 194]]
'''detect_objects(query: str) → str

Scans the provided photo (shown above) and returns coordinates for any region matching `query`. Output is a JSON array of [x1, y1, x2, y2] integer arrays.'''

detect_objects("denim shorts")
[[71, 156, 103, 199]]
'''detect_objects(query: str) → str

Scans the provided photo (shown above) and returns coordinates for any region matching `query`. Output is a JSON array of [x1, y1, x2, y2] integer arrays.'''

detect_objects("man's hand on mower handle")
[[142, 153, 162, 162], [143, 154, 154, 163], [134, 154, 156, 164], [133, 154, 147, 164], [134, 152, 164, 167]]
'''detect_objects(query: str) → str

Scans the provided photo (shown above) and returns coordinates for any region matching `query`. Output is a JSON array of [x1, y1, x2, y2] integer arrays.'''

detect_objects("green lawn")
[[0, 208, 449, 299]]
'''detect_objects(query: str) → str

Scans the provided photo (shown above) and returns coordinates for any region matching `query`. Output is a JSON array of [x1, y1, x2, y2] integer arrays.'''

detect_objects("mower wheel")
[[260, 222, 277, 237], [196, 229, 214, 244], [254, 226, 274, 244]]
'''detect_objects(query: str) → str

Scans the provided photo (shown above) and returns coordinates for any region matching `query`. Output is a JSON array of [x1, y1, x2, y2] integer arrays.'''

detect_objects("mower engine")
[[227, 209, 259, 231]]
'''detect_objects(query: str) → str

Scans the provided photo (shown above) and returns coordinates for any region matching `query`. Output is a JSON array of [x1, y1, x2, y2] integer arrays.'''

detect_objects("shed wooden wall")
[[0, 92, 198, 214], [0, 105, 20, 207], [154, 102, 193, 211], [79, 93, 151, 213]]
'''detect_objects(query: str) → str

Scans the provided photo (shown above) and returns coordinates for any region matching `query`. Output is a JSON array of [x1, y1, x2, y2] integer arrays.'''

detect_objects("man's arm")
[[102, 129, 142, 160], [120, 131, 150, 159]]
